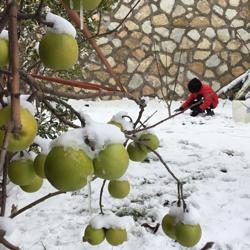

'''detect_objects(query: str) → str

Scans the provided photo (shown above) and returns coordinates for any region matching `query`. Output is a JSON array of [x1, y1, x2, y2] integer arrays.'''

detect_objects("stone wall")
[[81, 0, 250, 99]]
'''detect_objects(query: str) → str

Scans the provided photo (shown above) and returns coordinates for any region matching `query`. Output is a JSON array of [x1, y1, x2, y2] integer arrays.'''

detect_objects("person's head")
[[188, 78, 202, 93]]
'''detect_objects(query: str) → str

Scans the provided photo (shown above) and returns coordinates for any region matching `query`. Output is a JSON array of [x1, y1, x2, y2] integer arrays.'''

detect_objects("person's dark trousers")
[[189, 95, 215, 116]]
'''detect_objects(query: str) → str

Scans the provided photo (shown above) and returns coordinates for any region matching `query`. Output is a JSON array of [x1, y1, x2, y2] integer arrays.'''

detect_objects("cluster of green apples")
[[42, 124, 129, 192], [8, 156, 44, 193], [0, 31, 9, 67], [127, 132, 160, 162], [64, 0, 102, 11], [0, 105, 38, 152], [161, 205, 202, 247], [83, 224, 127, 246], [108, 179, 130, 199]]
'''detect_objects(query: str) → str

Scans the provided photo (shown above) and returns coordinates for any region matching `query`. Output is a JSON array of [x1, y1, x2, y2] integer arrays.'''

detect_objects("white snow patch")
[[0, 30, 9, 40], [0, 217, 15, 237], [34, 136, 51, 154], [46, 12, 77, 38], [90, 214, 134, 230]]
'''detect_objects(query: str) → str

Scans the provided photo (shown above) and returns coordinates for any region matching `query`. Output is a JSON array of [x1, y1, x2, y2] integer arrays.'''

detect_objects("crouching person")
[[175, 78, 219, 117]]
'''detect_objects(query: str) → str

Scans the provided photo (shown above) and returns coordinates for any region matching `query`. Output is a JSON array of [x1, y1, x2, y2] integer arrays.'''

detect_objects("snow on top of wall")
[[46, 12, 76, 38], [217, 70, 250, 96]]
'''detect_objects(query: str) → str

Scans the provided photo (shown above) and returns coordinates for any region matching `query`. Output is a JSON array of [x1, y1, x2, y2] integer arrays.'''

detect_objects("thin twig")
[[99, 180, 106, 215]]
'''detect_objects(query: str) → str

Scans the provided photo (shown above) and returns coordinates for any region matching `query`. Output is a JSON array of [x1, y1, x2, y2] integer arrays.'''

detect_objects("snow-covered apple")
[[39, 33, 78, 70], [93, 144, 129, 180], [20, 174, 43, 193], [108, 180, 130, 199], [127, 142, 147, 162], [0, 38, 9, 66], [64, 0, 102, 11], [105, 228, 127, 246], [33, 154, 47, 178], [108, 120, 123, 130], [175, 222, 202, 247], [45, 146, 93, 191], [161, 214, 177, 240], [0, 106, 37, 152], [8, 159, 36, 186], [139, 133, 160, 152], [82, 224, 105, 245]]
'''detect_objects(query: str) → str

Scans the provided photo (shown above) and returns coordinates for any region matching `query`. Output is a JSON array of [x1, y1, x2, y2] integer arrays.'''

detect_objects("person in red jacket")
[[175, 78, 219, 116]]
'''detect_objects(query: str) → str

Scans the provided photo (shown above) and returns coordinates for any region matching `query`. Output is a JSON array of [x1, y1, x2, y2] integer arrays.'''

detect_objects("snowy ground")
[[3, 98, 250, 250]]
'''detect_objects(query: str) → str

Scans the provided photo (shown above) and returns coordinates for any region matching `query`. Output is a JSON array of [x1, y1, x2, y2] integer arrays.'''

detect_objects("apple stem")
[[87, 176, 93, 215], [99, 179, 106, 215]]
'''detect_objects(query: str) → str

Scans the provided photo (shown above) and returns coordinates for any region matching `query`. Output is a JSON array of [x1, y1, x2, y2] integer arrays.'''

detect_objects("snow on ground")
[[3, 98, 250, 250]]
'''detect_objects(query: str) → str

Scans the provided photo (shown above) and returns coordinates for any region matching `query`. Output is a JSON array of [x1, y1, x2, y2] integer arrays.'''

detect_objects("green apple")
[[0, 38, 9, 66], [82, 224, 105, 245], [20, 174, 43, 193], [33, 154, 47, 178], [8, 159, 36, 186], [127, 142, 147, 162], [138, 133, 160, 153], [64, 0, 102, 11], [108, 180, 130, 199], [0, 106, 38, 152], [175, 222, 202, 247], [93, 144, 129, 180], [45, 146, 93, 191], [105, 228, 127, 246], [161, 214, 177, 240], [39, 32, 79, 70], [108, 120, 123, 130]]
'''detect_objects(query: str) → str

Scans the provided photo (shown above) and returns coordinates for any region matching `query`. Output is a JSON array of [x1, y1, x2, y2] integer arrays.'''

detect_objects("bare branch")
[[10, 191, 65, 218]]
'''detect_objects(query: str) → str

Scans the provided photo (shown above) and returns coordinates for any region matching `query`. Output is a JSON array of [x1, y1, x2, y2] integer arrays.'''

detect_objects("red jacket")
[[181, 84, 219, 111]]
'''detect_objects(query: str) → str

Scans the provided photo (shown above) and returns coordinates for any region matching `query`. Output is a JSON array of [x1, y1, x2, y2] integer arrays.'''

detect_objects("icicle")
[[80, 0, 84, 31], [87, 176, 92, 215], [70, 0, 73, 9]]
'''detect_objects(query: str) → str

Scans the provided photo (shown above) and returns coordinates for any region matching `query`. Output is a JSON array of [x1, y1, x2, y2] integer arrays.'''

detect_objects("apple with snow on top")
[[161, 214, 178, 240], [105, 228, 127, 246], [108, 120, 123, 130], [64, 0, 102, 11], [20, 174, 43, 193], [93, 143, 129, 180], [175, 222, 202, 247], [82, 224, 105, 245], [8, 159, 36, 186], [0, 36, 9, 66], [108, 179, 130, 199], [45, 146, 93, 191], [39, 33, 78, 70], [127, 142, 147, 162], [0, 106, 37, 152], [138, 133, 160, 153], [33, 154, 47, 178]]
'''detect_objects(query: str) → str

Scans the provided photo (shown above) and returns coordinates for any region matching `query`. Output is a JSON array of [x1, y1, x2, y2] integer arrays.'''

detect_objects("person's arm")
[[181, 93, 195, 109]]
